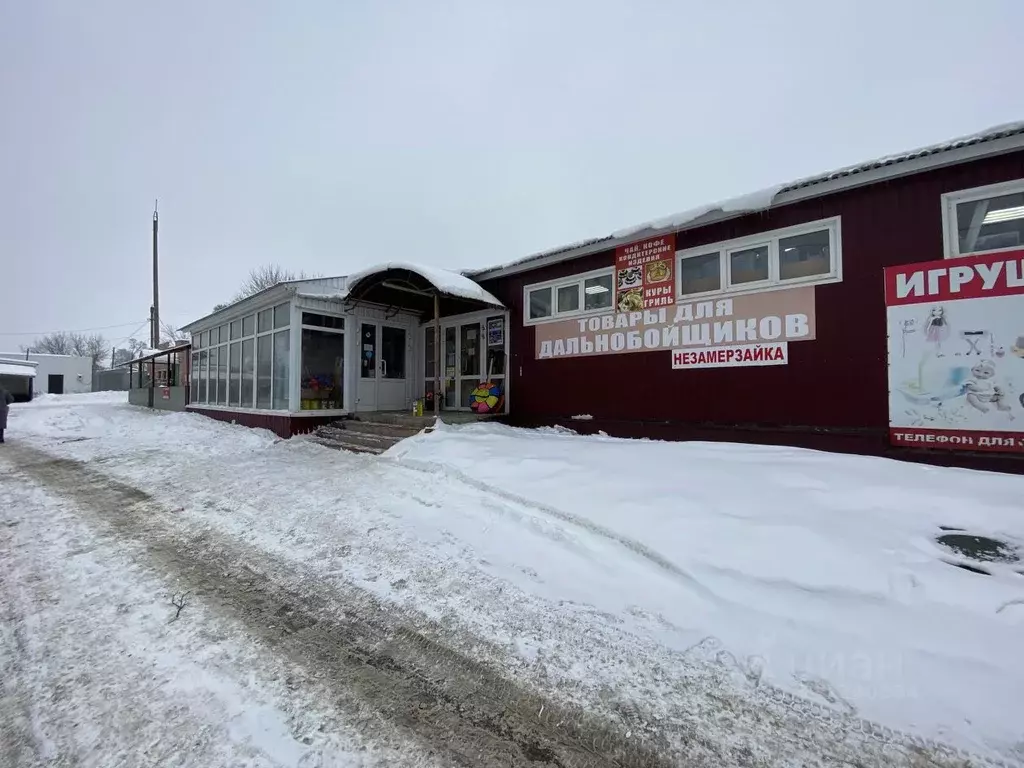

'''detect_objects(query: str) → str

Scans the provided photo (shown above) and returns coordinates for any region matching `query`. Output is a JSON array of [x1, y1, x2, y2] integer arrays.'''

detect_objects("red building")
[[466, 121, 1024, 472]]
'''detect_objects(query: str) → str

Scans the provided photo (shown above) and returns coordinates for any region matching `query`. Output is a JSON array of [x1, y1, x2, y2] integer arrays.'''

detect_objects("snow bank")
[[8, 394, 1024, 762], [390, 423, 1024, 757], [13, 391, 276, 454]]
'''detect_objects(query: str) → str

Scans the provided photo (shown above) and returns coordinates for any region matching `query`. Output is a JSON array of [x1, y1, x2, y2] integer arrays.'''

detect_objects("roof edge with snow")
[[0, 357, 39, 378], [346, 262, 504, 308], [467, 120, 1024, 281]]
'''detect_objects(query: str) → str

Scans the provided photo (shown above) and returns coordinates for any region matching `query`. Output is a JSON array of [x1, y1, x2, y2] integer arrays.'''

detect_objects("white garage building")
[[0, 353, 93, 395]]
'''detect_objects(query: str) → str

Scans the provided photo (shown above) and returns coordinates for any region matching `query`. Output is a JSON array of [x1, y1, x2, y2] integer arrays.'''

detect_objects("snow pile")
[[390, 422, 1024, 758], [15, 391, 276, 455]]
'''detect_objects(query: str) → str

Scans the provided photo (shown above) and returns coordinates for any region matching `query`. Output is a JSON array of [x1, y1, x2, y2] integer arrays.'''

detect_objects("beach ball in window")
[[470, 382, 502, 413]]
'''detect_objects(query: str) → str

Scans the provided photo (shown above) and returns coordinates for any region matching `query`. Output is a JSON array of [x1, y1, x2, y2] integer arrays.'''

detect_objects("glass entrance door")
[[457, 322, 481, 409], [377, 325, 408, 411], [440, 322, 483, 410], [357, 322, 408, 411], [425, 315, 507, 412]]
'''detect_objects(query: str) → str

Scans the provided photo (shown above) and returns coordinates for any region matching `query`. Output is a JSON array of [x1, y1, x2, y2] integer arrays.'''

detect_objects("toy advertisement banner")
[[536, 285, 815, 361], [885, 249, 1024, 452], [615, 234, 676, 312]]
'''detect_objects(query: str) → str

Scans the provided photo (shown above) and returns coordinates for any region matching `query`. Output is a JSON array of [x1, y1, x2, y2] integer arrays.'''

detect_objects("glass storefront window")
[[459, 324, 478, 377], [274, 302, 290, 329], [444, 327, 457, 409], [301, 328, 344, 410], [240, 339, 254, 407], [217, 345, 228, 405], [258, 309, 273, 334], [229, 342, 241, 405], [256, 334, 272, 408], [486, 346, 506, 377], [199, 350, 208, 403], [424, 326, 436, 379], [583, 274, 613, 310], [272, 330, 290, 409], [729, 244, 770, 285], [208, 347, 219, 404]]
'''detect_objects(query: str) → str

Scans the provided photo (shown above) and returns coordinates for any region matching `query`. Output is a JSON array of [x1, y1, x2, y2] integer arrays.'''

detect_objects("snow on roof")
[[469, 120, 1024, 278], [778, 120, 1024, 192], [0, 359, 38, 377], [611, 184, 784, 240], [346, 261, 504, 307], [0, 351, 86, 359]]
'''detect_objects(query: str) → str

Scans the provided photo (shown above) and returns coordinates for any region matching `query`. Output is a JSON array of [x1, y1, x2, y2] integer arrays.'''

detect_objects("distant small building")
[[0, 352, 93, 395], [0, 358, 38, 402], [122, 342, 192, 411]]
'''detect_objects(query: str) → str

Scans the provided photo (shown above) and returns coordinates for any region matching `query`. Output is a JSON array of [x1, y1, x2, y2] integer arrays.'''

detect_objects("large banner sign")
[[885, 249, 1024, 452], [536, 285, 816, 362]]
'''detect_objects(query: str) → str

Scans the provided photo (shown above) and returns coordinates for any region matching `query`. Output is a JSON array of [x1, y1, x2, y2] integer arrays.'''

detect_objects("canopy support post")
[[433, 292, 441, 418]]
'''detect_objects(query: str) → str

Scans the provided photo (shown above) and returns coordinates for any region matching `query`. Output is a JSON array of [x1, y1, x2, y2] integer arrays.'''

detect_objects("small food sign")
[[615, 234, 676, 312]]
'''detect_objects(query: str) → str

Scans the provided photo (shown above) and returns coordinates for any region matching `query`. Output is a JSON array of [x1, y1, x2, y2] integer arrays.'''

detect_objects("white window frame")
[[677, 216, 842, 300], [522, 267, 615, 326], [188, 300, 293, 411], [941, 178, 1024, 259]]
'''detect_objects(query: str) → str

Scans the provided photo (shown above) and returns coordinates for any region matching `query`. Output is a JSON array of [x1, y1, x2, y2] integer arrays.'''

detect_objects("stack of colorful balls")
[[469, 381, 503, 413]]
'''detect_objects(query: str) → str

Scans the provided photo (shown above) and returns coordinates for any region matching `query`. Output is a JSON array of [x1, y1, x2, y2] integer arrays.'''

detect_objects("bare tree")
[[71, 334, 108, 370], [233, 264, 311, 302], [209, 264, 320, 313], [23, 332, 72, 355], [112, 338, 148, 366], [127, 338, 148, 356], [26, 332, 107, 370], [159, 320, 185, 346]]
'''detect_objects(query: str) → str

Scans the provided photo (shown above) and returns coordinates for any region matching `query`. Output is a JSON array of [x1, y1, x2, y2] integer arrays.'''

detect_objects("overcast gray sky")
[[1, 0, 1022, 352]]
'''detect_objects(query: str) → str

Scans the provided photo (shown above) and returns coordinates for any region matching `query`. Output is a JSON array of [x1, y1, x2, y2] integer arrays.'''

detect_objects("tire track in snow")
[[386, 455, 720, 603], [3, 444, 681, 768], [384, 453, 1015, 768]]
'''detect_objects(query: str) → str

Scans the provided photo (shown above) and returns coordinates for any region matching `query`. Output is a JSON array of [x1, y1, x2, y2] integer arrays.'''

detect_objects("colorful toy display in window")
[[469, 381, 503, 414], [301, 374, 339, 410]]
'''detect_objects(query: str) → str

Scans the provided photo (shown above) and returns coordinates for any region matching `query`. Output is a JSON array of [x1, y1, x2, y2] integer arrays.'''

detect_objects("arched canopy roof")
[[344, 262, 504, 317]]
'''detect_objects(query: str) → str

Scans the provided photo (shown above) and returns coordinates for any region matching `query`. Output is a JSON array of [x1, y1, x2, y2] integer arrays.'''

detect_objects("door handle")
[[381, 359, 387, 378]]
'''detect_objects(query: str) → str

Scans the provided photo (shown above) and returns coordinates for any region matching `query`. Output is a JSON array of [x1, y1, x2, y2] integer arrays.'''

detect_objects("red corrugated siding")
[[480, 151, 1024, 468]]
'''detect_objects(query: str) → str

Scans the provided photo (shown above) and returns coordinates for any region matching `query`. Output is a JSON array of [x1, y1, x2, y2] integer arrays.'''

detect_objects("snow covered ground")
[[2, 392, 1022, 766]]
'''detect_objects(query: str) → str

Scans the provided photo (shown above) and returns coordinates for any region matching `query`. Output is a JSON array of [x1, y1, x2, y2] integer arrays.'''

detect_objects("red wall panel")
[[481, 151, 1024, 462]]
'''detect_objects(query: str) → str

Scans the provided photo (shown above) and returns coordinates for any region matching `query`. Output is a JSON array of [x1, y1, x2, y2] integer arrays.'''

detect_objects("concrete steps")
[[310, 417, 426, 455]]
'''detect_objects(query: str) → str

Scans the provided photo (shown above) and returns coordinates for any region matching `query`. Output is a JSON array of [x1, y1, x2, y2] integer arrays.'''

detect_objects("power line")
[[0, 320, 149, 337], [109, 320, 153, 351]]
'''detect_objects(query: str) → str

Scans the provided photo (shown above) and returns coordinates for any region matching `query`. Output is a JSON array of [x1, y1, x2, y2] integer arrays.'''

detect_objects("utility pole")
[[151, 200, 160, 348]]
